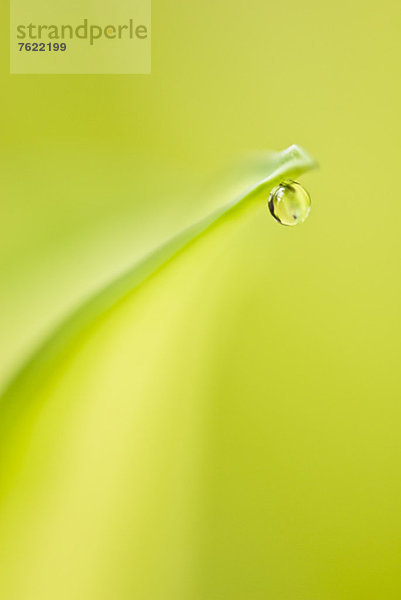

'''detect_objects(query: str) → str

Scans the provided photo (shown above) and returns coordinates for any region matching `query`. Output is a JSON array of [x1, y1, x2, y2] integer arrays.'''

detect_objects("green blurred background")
[[1, 0, 401, 598]]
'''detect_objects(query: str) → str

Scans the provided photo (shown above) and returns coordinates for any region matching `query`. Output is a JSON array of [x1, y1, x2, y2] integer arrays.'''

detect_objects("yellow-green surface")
[[1, 1, 401, 599]]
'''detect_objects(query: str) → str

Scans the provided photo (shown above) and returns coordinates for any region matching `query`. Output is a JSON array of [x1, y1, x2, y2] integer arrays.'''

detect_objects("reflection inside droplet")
[[268, 180, 311, 226]]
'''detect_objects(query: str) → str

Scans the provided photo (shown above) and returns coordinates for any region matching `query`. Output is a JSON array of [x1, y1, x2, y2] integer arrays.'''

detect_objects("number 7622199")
[[18, 43, 67, 51]]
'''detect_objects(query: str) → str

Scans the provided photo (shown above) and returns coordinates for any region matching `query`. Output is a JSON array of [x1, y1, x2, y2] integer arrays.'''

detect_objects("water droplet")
[[268, 180, 311, 226]]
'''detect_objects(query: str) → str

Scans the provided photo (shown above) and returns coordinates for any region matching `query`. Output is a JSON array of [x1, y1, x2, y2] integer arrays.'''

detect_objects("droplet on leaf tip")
[[268, 180, 311, 227]]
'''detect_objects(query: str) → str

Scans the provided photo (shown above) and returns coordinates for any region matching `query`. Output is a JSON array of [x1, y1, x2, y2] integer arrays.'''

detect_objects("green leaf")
[[1, 145, 316, 410]]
